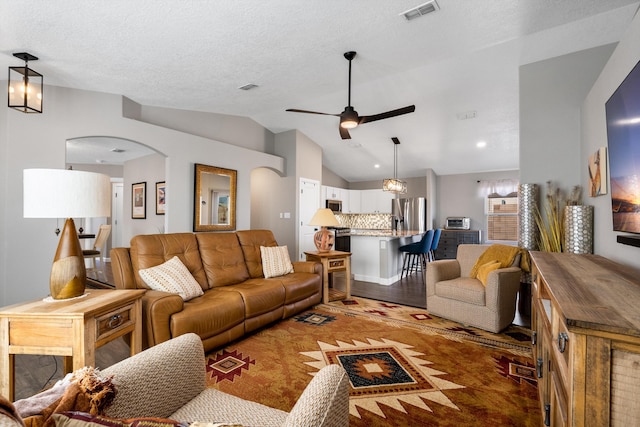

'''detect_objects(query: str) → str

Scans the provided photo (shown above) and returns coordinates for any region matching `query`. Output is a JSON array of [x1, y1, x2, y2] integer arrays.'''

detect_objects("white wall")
[[520, 44, 616, 187], [436, 170, 519, 242], [582, 11, 640, 267], [0, 85, 284, 306], [124, 153, 167, 237]]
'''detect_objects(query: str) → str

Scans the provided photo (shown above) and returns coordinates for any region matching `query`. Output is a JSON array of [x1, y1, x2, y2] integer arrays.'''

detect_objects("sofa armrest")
[[110, 248, 137, 289], [103, 333, 206, 420], [292, 261, 322, 275], [141, 291, 184, 348], [283, 364, 349, 427], [484, 267, 521, 312], [425, 260, 461, 297]]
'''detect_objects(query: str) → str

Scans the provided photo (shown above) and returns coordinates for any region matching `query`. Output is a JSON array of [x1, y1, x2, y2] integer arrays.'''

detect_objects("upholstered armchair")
[[425, 244, 522, 333]]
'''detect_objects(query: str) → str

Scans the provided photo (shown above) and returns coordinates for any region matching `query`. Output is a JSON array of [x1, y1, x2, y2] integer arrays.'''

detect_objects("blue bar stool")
[[399, 229, 434, 279]]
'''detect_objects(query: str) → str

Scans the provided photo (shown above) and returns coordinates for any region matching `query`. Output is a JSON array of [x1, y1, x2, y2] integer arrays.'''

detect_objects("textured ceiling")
[[2, 0, 639, 181]]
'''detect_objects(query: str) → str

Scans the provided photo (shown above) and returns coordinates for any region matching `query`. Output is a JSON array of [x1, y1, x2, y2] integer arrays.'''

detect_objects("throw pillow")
[[52, 412, 189, 427], [476, 260, 502, 286], [138, 256, 204, 301], [260, 245, 294, 278]]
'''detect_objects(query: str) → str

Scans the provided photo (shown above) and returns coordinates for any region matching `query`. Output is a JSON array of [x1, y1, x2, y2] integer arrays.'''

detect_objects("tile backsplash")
[[335, 213, 392, 230]]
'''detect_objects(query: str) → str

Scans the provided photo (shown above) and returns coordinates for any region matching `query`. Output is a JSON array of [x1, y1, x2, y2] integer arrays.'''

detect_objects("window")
[[486, 195, 518, 242]]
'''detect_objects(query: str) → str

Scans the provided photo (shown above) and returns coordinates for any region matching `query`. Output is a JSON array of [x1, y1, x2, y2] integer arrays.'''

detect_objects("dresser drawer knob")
[[557, 332, 569, 353], [544, 403, 551, 426], [108, 314, 123, 329], [536, 357, 544, 378]]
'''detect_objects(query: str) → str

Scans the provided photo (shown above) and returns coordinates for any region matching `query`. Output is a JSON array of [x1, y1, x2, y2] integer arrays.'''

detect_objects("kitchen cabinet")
[[530, 251, 640, 427], [347, 189, 360, 213], [360, 189, 394, 213], [433, 230, 480, 259]]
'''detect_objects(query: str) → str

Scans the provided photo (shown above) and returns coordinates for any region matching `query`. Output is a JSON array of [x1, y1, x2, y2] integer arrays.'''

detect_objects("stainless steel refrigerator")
[[392, 197, 427, 232]]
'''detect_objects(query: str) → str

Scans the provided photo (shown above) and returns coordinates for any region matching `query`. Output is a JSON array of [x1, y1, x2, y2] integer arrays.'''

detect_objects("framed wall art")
[[588, 147, 607, 197], [156, 181, 166, 215], [132, 182, 146, 219]]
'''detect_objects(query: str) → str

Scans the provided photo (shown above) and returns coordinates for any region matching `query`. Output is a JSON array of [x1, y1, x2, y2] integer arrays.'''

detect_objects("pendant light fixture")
[[383, 137, 407, 194], [8, 52, 43, 113]]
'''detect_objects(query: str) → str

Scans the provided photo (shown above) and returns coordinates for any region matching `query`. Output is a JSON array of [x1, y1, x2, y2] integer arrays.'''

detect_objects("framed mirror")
[[194, 163, 237, 231]]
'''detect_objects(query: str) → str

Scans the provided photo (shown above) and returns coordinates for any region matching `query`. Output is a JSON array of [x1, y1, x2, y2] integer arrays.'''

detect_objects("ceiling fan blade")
[[285, 108, 340, 116], [339, 126, 351, 140], [359, 105, 416, 124]]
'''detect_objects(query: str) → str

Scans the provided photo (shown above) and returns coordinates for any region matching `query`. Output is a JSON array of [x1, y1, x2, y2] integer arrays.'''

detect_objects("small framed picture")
[[132, 182, 146, 219], [156, 181, 166, 215]]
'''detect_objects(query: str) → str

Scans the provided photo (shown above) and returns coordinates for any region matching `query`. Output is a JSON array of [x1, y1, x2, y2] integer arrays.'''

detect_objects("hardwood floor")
[[11, 261, 530, 401]]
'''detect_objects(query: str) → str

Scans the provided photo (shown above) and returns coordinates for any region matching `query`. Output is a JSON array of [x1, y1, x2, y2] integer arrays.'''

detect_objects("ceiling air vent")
[[238, 83, 259, 91], [400, 0, 439, 21]]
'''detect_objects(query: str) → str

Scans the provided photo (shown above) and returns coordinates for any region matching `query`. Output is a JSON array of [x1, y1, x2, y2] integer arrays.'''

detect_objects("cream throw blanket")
[[469, 244, 523, 278]]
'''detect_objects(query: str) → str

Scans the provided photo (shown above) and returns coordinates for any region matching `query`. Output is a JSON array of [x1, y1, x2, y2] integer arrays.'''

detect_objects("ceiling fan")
[[286, 51, 415, 140]]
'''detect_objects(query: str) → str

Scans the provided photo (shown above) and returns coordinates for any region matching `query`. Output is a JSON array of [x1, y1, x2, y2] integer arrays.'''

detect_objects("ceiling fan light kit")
[[286, 51, 415, 140]]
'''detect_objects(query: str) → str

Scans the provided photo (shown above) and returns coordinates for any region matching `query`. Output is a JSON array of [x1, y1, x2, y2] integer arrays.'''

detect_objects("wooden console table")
[[0, 289, 144, 400], [304, 250, 351, 304], [530, 251, 640, 426]]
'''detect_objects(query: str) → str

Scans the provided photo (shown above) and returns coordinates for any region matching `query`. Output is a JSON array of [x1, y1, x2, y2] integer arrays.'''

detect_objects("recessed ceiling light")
[[374, 164, 380, 168], [477, 141, 487, 148]]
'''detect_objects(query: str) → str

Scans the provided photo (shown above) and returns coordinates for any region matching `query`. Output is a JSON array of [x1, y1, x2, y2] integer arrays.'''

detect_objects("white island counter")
[[350, 230, 423, 285]]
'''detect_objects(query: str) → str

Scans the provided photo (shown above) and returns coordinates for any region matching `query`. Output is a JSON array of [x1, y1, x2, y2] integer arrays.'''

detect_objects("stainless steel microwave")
[[445, 217, 470, 230], [326, 199, 342, 213]]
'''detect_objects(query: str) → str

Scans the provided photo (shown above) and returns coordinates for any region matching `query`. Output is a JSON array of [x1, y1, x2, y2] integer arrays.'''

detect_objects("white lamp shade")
[[24, 169, 111, 218], [308, 208, 340, 227]]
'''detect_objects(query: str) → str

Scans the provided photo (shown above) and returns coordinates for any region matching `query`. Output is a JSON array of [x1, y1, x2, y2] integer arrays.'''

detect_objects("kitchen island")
[[350, 229, 423, 285]]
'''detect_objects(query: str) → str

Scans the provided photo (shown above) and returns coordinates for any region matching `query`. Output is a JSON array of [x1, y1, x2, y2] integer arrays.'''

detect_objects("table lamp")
[[23, 169, 111, 299], [308, 208, 340, 252]]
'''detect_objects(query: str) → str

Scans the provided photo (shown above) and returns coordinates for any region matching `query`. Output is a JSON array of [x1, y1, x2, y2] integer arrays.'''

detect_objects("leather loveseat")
[[110, 230, 322, 352]]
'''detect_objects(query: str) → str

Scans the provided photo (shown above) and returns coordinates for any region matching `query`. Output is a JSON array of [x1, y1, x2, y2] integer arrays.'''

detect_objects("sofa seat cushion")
[[218, 279, 285, 319], [170, 290, 245, 339], [196, 232, 250, 288], [170, 388, 288, 427], [435, 277, 486, 306], [278, 272, 322, 305]]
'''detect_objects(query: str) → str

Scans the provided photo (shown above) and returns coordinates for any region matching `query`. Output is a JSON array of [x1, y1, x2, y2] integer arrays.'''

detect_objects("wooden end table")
[[0, 289, 144, 401], [304, 250, 351, 304]]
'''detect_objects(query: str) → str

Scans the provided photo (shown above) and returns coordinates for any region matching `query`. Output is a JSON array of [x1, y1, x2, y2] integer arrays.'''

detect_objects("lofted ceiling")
[[2, 0, 639, 181]]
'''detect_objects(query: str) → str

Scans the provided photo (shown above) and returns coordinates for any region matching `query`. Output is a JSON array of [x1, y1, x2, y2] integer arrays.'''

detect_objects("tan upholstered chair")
[[425, 244, 521, 333], [83, 224, 111, 279]]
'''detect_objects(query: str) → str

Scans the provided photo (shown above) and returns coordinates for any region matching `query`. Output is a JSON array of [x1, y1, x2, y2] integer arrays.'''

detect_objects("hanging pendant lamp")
[[382, 137, 407, 194], [8, 52, 43, 113]]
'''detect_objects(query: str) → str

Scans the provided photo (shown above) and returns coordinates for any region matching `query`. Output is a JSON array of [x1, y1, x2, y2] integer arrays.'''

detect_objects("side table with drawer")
[[0, 289, 145, 400]]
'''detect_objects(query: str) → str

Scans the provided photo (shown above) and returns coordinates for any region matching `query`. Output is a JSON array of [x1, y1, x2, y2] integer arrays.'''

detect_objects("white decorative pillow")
[[138, 256, 204, 301], [260, 245, 294, 278]]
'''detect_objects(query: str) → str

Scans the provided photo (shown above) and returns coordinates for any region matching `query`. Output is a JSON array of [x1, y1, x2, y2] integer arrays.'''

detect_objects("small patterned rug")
[[205, 299, 540, 426]]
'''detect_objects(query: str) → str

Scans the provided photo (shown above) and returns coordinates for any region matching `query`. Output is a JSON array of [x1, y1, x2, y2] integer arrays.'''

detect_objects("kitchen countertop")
[[349, 229, 423, 237]]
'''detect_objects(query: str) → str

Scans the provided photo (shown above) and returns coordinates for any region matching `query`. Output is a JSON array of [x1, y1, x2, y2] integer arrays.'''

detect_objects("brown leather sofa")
[[110, 230, 322, 352]]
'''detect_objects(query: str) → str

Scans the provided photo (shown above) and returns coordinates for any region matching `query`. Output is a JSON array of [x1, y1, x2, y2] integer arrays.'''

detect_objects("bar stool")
[[399, 230, 434, 279], [428, 228, 441, 261]]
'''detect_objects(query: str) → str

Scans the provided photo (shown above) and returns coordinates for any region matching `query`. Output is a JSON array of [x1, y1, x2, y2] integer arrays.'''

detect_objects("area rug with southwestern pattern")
[[205, 299, 541, 426]]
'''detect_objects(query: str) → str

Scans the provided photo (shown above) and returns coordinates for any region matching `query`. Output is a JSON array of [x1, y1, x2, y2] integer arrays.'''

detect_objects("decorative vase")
[[564, 205, 594, 254], [518, 183, 539, 251]]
